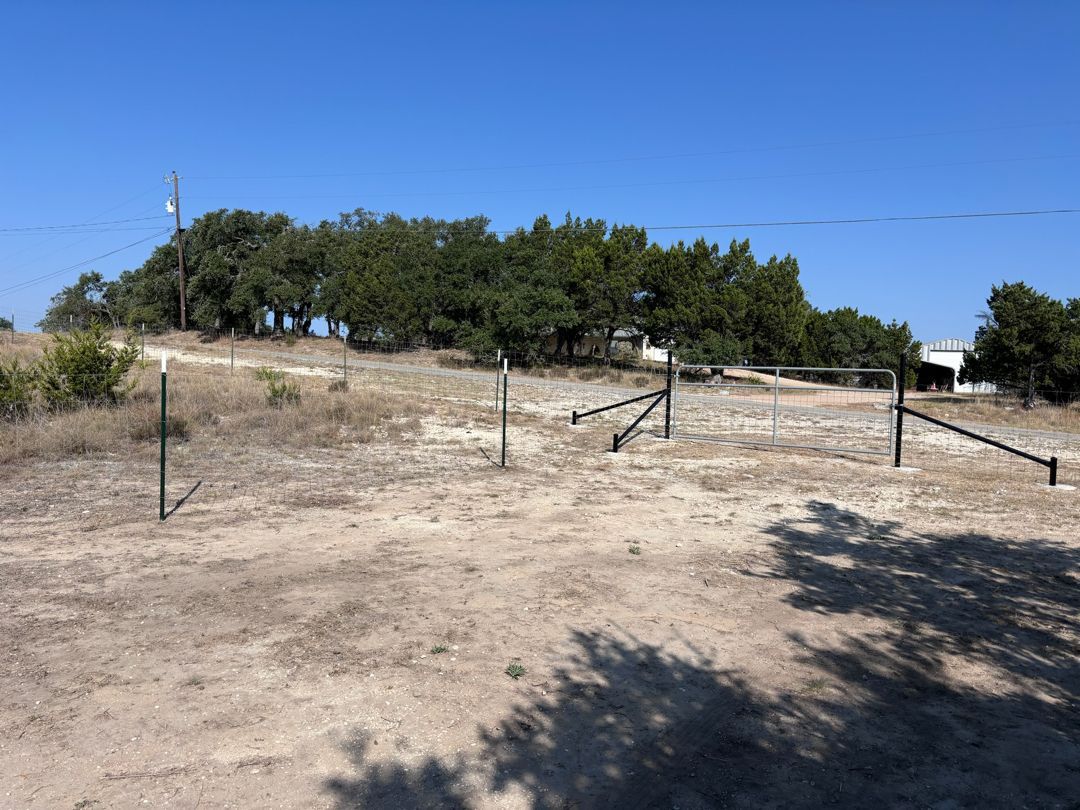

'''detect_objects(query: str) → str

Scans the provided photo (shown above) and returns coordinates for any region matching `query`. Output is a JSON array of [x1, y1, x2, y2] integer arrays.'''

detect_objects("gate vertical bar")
[[494, 349, 501, 411], [342, 333, 347, 383], [771, 368, 780, 445], [230, 327, 235, 374], [664, 352, 673, 439], [894, 354, 906, 467], [159, 351, 167, 521]]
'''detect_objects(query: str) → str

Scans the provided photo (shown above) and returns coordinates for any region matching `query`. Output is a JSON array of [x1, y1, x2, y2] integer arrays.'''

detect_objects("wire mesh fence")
[[898, 411, 1079, 488], [673, 366, 896, 456], [2, 330, 1077, 531]]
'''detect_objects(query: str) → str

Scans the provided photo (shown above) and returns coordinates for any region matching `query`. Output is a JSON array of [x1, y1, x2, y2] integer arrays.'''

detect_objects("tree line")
[[39, 207, 919, 380]]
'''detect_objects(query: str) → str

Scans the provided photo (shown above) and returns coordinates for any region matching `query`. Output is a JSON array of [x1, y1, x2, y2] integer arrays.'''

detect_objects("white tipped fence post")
[[501, 357, 508, 467], [159, 351, 167, 521]]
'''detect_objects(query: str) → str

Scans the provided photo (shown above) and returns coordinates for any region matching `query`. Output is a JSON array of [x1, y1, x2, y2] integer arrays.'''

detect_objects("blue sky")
[[1, 1, 1077, 340]]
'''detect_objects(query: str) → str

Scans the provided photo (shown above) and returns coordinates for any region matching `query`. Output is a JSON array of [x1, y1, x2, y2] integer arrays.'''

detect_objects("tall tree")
[[959, 281, 1076, 407]]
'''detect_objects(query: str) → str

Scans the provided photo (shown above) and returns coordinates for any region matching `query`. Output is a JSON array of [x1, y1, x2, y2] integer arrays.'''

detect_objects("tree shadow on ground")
[[326, 501, 1080, 808]]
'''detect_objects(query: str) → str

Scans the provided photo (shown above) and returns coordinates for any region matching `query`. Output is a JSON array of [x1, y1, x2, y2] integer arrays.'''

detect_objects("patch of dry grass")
[[0, 362, 422, 465], [908, 394, 1080, 434]]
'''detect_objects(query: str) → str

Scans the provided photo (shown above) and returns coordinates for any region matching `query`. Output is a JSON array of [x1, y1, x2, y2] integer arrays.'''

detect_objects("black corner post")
[[1049, 456, 1058, 487], [612, 433, 620, 453], [571, 410, 577, 425], [664, 352, 673, 439], [894, 353, 906, 468]]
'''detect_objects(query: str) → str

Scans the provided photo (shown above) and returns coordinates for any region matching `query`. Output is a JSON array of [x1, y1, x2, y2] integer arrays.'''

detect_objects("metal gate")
[[672, 366, 896, 456]]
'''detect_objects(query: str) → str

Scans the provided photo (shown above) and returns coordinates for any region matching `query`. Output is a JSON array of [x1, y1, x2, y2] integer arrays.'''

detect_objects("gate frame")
[[672, 365, 897, 457]]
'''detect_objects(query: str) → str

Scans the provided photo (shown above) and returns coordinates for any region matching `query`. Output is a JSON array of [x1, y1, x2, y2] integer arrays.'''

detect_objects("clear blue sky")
[[1, 1, 1077, 340]]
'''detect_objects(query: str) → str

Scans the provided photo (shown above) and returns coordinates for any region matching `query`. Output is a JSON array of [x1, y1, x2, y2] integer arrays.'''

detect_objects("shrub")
[[0, 356, 36, 420], [328, 378, 349, 393], [256, 367, 301, 408], [36, 324, 139, 408]]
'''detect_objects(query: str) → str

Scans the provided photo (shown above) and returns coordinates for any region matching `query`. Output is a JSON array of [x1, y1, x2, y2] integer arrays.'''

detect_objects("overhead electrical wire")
[[187, 120, 1080, 180], [0, 229, 173, 296], [185, 153, 1079, 202], [482, 208, 1080, 235], [0, 215, 171, 233]]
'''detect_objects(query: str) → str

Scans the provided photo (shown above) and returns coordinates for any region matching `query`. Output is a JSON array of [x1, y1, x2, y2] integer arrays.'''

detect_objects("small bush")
[[328, 378, 349, 393], [0, 357, 36, 420], [256, 367, 301, 408], [36, 324, 139, 408], [744, 374, 766, 386]]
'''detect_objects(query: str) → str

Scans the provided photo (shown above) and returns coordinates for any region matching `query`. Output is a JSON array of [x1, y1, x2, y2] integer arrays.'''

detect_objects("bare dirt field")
[[2, 338, 1079, 809]]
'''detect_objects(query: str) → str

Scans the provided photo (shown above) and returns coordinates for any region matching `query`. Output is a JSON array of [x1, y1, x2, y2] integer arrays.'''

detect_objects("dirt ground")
[[2, 354, 1079, 808]]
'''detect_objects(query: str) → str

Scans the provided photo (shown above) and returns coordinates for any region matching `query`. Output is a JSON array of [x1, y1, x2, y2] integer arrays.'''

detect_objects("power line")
[[484, 208, 1080, 235], [0, 187, 164, 268], [0, 229, 173, 296], [187, 120, 1080, 180], [0, 215, 170, 233], [186, 153, 1079, 202], [2, 209, 1074, 299], [1, 226, 177, 236]]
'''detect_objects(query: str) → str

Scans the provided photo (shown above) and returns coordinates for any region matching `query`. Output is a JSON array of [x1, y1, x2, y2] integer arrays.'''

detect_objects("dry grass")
[[908, 393, 1080, 434], [0, 361, 422, 465]]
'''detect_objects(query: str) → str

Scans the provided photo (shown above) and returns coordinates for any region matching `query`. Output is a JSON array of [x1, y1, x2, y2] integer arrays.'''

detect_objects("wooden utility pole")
[[169, 171, 188, 331]]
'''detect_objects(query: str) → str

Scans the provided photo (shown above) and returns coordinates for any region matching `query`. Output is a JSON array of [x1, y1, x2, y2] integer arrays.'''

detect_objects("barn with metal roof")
[[917, 338, 996, 393]]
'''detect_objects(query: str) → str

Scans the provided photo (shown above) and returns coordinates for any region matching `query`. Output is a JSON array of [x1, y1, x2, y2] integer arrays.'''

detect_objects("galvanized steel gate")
[[672, 366, 897, 457]]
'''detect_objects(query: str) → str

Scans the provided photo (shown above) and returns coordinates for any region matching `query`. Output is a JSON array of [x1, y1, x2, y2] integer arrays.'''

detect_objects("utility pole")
[[167, 171, 188, 331]]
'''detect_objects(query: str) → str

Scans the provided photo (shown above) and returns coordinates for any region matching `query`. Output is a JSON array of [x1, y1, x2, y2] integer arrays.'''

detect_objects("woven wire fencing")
[[673, 366, 896, 457], [4, 330, 1078, 530], [899, 411, 1080, 488]]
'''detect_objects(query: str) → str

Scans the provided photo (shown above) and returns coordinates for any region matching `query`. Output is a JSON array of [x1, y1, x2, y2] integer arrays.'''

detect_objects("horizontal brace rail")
[[614, 390, 670, 451], [676, 382, 892, 395], [572, 388, 669, 423], [897, 404, 1053, 468], [678, 365, 897, 377]]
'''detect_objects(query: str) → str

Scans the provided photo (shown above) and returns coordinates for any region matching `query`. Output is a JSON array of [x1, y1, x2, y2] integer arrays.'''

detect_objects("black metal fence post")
[[612, 433, 619, 453], [1050, 456, 1058, 487], [664, 352, 673, 439], [894, 353, 906, 468], [571, 410, 577, 425]]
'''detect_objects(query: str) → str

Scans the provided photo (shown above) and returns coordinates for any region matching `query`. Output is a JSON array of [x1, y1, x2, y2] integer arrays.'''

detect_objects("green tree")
[[37, 271, 124, 331], [959, 281, 1076, 407]]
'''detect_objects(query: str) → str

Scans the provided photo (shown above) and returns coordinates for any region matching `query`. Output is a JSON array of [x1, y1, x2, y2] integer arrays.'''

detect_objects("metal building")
[[917, 338, 995, 393]]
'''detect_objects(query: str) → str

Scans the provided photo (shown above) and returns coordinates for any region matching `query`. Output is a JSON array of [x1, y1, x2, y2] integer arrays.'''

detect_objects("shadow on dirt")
[[325, 500, 1080, 808]]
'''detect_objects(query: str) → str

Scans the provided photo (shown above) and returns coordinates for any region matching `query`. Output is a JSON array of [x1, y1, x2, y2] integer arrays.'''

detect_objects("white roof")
[[923, 338, 973, 353]]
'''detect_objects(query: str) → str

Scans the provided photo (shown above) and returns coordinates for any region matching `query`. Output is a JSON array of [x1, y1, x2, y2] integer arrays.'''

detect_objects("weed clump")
[[505, 662, 526, 679], [255, 367, 301, 407]]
